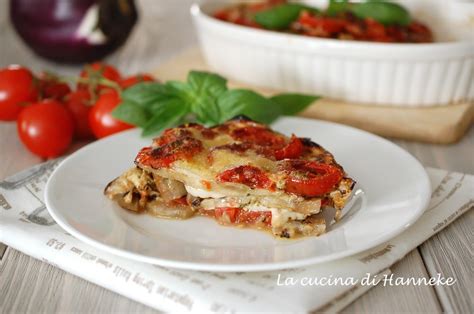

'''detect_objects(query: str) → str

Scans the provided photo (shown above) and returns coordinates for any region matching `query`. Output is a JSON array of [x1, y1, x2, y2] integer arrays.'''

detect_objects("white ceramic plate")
[[45, 117, 430, 272]]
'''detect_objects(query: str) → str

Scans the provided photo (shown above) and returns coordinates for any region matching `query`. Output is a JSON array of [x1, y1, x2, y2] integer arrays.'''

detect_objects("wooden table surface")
[[0, 1, 472, 313]]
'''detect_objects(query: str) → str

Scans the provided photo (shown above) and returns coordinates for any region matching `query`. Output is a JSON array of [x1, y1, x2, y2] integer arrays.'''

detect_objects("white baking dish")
[[191, 1, 474, 107]]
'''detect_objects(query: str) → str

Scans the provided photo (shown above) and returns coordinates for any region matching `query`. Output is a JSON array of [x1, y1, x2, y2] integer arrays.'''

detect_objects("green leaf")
[[217, 89, 281, 124], [111, 70, 319, 137], [186, 71, 228, 124], [165, 81, 193, 99], [121, 82, 176, 107], [192, 97, 220, 125], [187, 71, 228, 98], [351, 2, 411, 25], [142, 99, 189, 136], [327, 0, 351, 16], [270, 93, 320, 116], [148, 97, 184, 113], [254, 3, 318, 30], [112, 101, 150, 127]]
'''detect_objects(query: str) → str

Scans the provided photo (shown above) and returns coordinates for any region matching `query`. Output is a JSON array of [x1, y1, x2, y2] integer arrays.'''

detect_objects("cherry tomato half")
[[88, 90, 133, 139], [284, 161, 343, 197], [65, 90, 94, 139], [0, 65, 38, 121], [17, 99, 74, 158]]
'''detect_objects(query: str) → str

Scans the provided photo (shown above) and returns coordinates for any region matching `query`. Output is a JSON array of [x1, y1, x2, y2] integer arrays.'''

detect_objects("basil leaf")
[[142, 99, 189, 136], [327, 0, 350, 16], [270, 93, 319, 116], [351, 2, 411, 25], [112, 101, 150, 127], [187, 71, 228, 98], [217, 89, 281, 124], [192, 97, 221, 125], [186, 71, 227, 124], [148, 97, 184, 115], [165, 81, 194, 99], [121, 82, 176, 107], [113, 70, 319, 137], [254, 3, 317, 30]]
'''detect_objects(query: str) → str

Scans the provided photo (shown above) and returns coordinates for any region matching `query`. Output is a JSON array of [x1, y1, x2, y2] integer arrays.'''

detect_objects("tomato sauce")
[[213, 1, 433, 43]]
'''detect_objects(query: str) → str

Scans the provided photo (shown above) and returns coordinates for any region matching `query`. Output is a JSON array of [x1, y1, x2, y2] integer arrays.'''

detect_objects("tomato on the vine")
[[78, 62, 121, 92], [89, 90, 133, 139], [119, 74, 154, 89], [65, 90, 94, 139], [17, 99, 74, 158], [0, 65, 38, 121], [38, 73, 71, 101]]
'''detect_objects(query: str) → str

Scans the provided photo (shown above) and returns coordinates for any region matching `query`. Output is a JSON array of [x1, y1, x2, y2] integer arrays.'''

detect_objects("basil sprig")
[[252, 1, 411, 29], [254, 3, 319, 30], [327, 0, 351, 16], [112, 71, 319, 136], [351, 1, 411, 26]]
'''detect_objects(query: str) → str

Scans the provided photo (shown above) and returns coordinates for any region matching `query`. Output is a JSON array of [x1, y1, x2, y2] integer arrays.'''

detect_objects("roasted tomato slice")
[[230, 126, 286, 147], [136, 137, 203, 168], [153, 127, 193, 146], [274, 135, 304, 160], [215, 207, 240, 223], [217, 165, 274, 190], [284, 161, 343, 197]]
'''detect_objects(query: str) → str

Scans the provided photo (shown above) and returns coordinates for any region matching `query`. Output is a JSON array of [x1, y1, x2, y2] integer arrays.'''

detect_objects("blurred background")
[[0, 0, 197, 75], [0, 0, 474, 173]]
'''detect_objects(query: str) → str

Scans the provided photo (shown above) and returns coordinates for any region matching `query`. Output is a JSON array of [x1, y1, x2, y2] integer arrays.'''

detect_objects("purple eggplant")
[[10, 0, 138, 63]]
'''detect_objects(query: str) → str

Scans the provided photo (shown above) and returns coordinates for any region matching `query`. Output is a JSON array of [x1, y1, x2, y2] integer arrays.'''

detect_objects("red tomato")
[[88, 90, 133, 139], [274, 135, 304, 160], [38, 73, 71, 101], [214, 207, 272, 226], [217, 165, 274, 190], [230, 126, 286, 147], [135, 137, 203, 168], [65, 90, 94, 139], [298, 12, 347, 35], [238, 210, 272, 226], [0, 66, 38, 121], [119, 74, 154, 89], [17, 100, 74, 158], [213, 10, 230, 21], [78, 62, 121, 92], [364, 18, 391, 42], [215, 207, 240, 223], [284, 161, 343, 197]]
